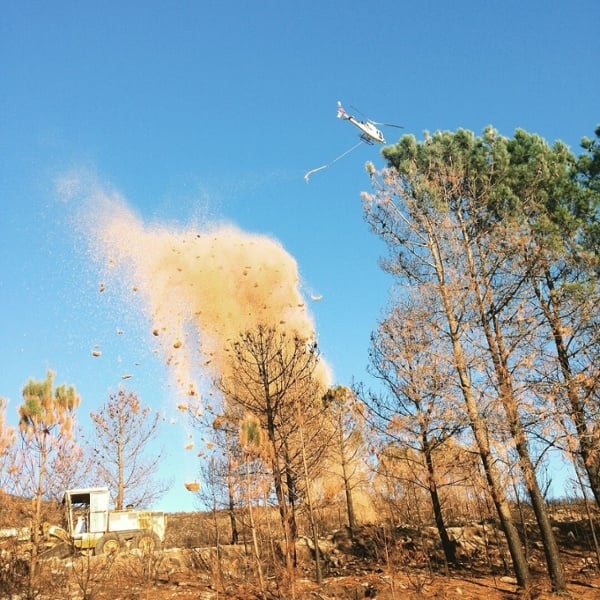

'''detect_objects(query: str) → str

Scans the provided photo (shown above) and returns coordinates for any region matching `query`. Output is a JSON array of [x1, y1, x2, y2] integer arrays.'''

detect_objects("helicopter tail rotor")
[[337, 100, 348, 119]]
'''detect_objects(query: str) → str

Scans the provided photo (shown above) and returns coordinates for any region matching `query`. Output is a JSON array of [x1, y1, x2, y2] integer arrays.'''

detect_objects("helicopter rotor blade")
[[350, 105, 367, 119], [350, 104, 403, 129], [372, 121, 404, 129]]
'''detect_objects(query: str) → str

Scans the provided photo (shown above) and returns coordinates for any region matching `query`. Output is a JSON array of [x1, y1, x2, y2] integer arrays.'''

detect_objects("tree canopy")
[[362, 124, 600, 591]]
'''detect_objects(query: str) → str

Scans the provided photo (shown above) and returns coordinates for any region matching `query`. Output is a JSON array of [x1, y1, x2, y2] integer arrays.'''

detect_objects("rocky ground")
[[4, 510, 600, 599], [53, 537, 600, 600]]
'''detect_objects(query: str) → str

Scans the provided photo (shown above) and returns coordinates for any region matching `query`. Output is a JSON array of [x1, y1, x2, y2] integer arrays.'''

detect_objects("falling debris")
[[184, 481, 200, 493], [184, 442, 194, 450], [99, 282, 105, 293], [116, 328, 124, 335], [121, 374, 132, 380], [310, 294, 323, 301], [81, 188, 332, 414], [91, 349, 102, 357]]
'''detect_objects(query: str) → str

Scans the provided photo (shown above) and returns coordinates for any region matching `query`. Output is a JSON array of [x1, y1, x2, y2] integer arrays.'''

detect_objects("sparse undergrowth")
[[2, 510, 600, 599]]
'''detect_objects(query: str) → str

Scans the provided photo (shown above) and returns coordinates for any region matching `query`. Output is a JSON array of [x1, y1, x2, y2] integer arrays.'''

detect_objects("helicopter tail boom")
[[337, 101, 349, 120]]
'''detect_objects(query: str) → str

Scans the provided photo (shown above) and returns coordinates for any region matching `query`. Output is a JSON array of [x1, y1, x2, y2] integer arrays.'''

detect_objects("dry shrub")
[[69, 551, 116, 600], [114, 548, 168, 598], [3, 555, 70, 600], [0, 539, 29, 600]]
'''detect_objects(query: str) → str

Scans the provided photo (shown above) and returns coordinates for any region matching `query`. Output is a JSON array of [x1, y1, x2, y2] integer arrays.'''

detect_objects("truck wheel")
[[96, 533, 122, 555], [135, 531, 161, 554]]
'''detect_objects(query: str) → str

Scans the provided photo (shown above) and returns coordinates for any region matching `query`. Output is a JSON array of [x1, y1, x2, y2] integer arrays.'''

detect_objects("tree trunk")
[[534, 274, 600, 508], [30, 436, 47, 590], [300, 424, 322, 583], [245, 459, 265, 594], [227, 455, 239, 544], [425, 216, 531, 588], [514, 433, 566, 591], [423, 440, 456, 567], [448, 319, 530, 586], [339, 425, 357, 535], [462, 219, 566, 592], [478, 290, 566, 590], [484, 328, 567, 591], [343, 466, 357, 535], [280, 443, 298, 568], [267, 420, 294, 572], [117, 436, 124, 510]]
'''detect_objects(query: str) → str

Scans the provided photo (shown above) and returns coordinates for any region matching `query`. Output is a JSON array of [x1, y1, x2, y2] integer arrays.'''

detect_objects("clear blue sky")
[[1, 1, 598, 512]]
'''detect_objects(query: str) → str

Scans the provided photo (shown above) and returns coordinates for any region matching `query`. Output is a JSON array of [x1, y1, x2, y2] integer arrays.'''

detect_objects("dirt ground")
[[86, 569, 600, 600], [5, 508, 600, 599], [81, 512, 600, 599], [79, 543, 600, 600]]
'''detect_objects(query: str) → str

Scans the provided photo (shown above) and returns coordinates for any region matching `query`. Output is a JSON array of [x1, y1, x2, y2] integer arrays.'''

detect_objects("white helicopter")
[[336, 101, 387, 144], [304, 101, 402, 181]]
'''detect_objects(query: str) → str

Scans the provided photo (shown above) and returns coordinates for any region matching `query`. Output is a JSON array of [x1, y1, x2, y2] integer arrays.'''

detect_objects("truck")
[[0, 487, 167, 558]]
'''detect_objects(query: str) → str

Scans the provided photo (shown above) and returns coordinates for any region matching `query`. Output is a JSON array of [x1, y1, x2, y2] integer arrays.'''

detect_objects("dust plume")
[[72, 179, 331, 405]]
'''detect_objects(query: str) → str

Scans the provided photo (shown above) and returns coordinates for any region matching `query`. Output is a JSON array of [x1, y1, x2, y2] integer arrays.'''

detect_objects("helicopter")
[[304, 101, 402, 182], [336, 101, 387, 144]]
